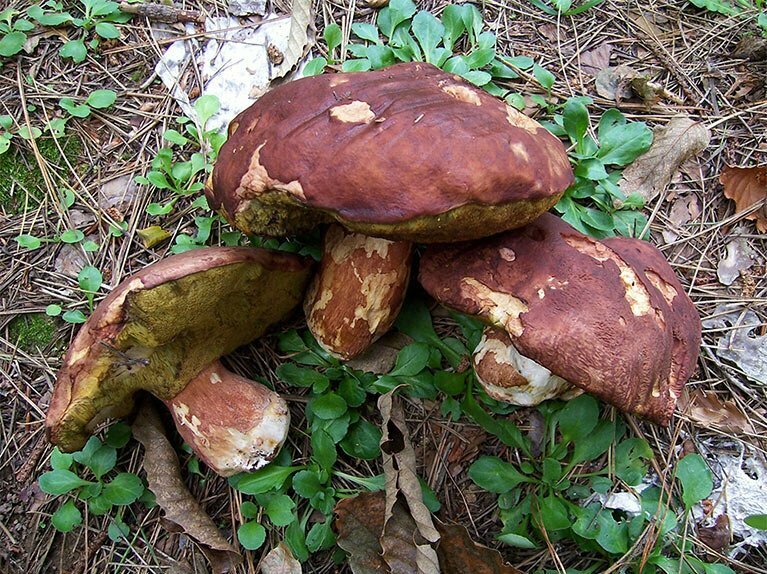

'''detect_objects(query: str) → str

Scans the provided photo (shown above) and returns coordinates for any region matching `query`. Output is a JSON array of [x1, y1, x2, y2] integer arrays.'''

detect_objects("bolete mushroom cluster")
[[47, 62, 701, 478]]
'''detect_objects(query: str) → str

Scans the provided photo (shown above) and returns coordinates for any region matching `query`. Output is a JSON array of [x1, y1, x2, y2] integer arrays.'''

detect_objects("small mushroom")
[[473, 327, 581, 406], [46, 247, 312, 473], [419, 213, 700, 424], [304, 224, 412, 359], [206, 62, 572, 243]]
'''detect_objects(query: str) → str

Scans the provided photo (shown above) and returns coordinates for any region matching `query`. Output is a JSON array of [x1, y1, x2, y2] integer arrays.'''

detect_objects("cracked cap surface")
[[419, 213, 701, 424], [207, 62, 572, 242]]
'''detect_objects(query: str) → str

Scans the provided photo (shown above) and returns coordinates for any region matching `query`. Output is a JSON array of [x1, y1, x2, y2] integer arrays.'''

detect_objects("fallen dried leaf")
[[335, 491, 524, 574], [720, 165, 767, 233], [629, 10, 667, 39], [272, 0, 314, 79], [579, 43, 612, 75], [594, 65, 636, 101], [133, 402, 241, 573], [702, 306, 767, 386], [260, 542, 302, 574], [619, 117, 711, 203], [345, 332, 412, 374], [717, 235, 758, 286], [698, 514, 731, 555], [680, 389, 755, 434], [730, 36, 767, 61], [379, 391, 440, 573], [137, 225, 172, 249]]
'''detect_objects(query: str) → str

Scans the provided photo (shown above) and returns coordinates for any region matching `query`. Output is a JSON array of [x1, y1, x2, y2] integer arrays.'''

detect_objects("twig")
[[118, 2, 206, 24]]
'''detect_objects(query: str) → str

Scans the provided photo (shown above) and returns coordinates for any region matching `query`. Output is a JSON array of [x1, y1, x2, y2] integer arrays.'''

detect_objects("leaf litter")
[[720, 165, 767, 233]]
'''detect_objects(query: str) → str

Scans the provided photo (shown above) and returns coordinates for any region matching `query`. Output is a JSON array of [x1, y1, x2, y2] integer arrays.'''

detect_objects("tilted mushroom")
[[206, 62, 573, 359], [206, 62, 572, 243], [473, 327, 582, 406], [419, 213, 701, 425], [303, 225, 412, 359], [46, 247, 313, 475]]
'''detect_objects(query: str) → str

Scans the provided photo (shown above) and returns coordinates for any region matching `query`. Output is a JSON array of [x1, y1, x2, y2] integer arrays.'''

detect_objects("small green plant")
[[38, 423, 153, 539], [0, 8, 35, 58], [545, 97, 652, 238], [27, 0, 131, 63], [305, 0, 556, 103], [687, 0, 767, 35], [526, 0, 606, 17], [44, 264, 103, 323]]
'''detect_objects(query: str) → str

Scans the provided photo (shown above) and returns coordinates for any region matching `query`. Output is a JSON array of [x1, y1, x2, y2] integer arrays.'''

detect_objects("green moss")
[[0, 136, 83, 213], [9, 314, 57, 351]]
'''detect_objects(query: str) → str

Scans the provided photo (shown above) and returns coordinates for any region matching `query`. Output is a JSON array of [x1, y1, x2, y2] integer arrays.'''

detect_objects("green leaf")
[[277, 363, 329, 388], [571, 419, 618, 465], [46, 304, 62, 316], [340, 418, 382, 460], [88, 494, 113, 515], [86, 89, 117, 109], [108, 519, 130, 541], [574, 158, 608, 180], [95, 21, 120, 39], [284, 519, 309, 562], [615, 437, 652, 486], [461, 70, 492, 87], [51, 500, 82, 532], [440, 5, 465, 51], [688, 0, 741, 16], [194, 94, 220, 127], [306, 519, 336, 552], [78, 265, 102, 294], [15, 234, 41, 249], [27, 5, 72, 25], [50, 448, 74, 471], [303, 57, 328, 77], [389, 342, 430, 376], [745, 514, 767, 530], [103, 473, 144, 505], [411, 10, 444, 64], [60, 229, 85, 244], [265, 495, 296, 527], [324, 22, 343, 53], [365, 44, 396, 69], [234, 465, 300, 494], [533, 63, 555, 93], [465, 48, 495, 69], [462, 389, 529, 453], [595, 511, 628, 554], [18, 125, 41, 140], [468, 456, 530, 493], [538, 494, 570, 531], [59, 98, 90, 118], [341, 58, 372, 72], [597, 121, 652, 166], [563, 98, 589, 146], [292, 470, 323, 499], [0, 31, 26, 57], [105, 421, 131, 448], [237, 521, 266, 550], [378, 0, 417, 39], [311, 430, 337, 472], [62, 309, 87, 324], [351, 22, 379, 43], [39, 469, 93, 495], [558, 394, 599, 443], [497, 532, 537, 549], [310, 392, 347, 419], [87, 446, 116, 479], [59, 39, 87, 63], [676, 453, 713, 509]]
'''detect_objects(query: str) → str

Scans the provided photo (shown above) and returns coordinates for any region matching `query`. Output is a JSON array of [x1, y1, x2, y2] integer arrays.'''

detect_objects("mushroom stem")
[[165, 361, 290, 477]]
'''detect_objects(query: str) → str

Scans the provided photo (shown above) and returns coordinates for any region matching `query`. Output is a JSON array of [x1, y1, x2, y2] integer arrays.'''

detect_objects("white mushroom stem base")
[[473, 327, 582, 406], [164, 360, 290, 477]]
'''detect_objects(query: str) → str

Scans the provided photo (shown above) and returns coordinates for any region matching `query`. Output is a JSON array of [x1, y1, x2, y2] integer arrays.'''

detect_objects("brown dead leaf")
[[137, 226, 171, 248], [698, 514, 731, 555], [132, 402, 241, 573], [260, 542, 302, 574], [595, 65, 637, 101], [720, 165, 767, 232], [619, 117, 711, 203], [446, 427, 487, 478], [335, 492, 524, 574], [272, 0, 314, 79], [680, 389, 755, 434], [579, 43, 612, 76], [346, 332, 412, 374], [730, 36, 767, 61], [379, 390, 440, 573], [629, 10, 668, 39]]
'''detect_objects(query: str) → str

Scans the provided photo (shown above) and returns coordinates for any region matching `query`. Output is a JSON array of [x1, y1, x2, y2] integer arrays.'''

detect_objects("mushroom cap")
[[304, 225, 412, 360], [419, 213, 701, 424], [206, 62, 572, 242], [473, 327, 581, 406], [47, 247, 312, 452], [166, 361, 290, 476]]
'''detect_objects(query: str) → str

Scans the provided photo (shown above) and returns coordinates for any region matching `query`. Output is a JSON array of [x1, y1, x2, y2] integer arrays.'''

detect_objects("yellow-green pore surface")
[[48, 255, 311, 452]]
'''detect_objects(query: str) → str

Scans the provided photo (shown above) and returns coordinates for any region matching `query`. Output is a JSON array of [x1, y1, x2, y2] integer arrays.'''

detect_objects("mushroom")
[[46, 247, 313, 475], [303, 224, 412, 359], [205, 62, 573, 359], [205, 61, 572, 243], [473, 327, 582, 406], [418, 213, 701, 424]]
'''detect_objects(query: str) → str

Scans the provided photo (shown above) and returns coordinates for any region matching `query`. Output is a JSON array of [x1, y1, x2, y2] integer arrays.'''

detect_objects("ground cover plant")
[[1, 0, 767, 572]]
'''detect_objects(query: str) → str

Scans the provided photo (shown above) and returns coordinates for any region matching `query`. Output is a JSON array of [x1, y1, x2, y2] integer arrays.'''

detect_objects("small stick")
[[119, 2, 206, 24]]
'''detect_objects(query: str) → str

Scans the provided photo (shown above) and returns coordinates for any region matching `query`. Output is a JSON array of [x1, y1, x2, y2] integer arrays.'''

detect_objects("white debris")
[[155, 15, 294, 133], [717, 234, 758, 286], [703, 306, 767, 385], [228, 0, 267, 16]]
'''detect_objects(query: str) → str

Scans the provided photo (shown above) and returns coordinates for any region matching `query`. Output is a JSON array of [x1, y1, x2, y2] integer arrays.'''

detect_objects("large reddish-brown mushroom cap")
[[207, 62, 573, 242], [304, 225, 412, 360], [46, 247, 312, 452], [419, 213, 701, 424]]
